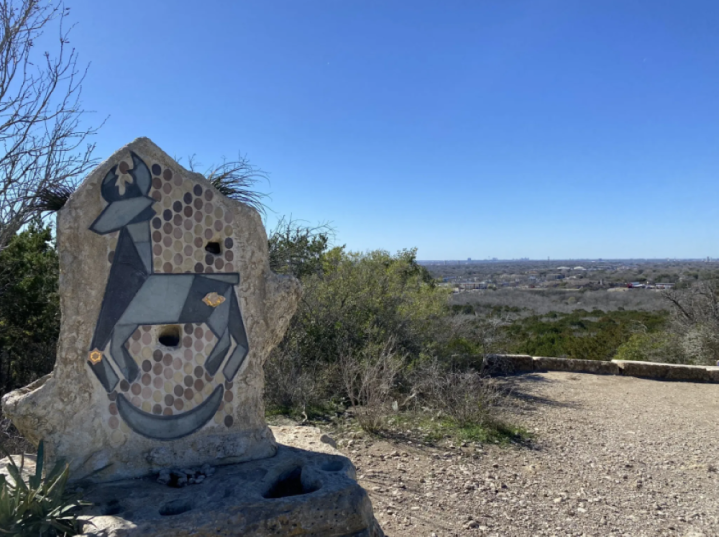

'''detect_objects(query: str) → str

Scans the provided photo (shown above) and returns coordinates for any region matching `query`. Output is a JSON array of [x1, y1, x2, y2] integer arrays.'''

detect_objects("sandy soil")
[[337, 372, 719, 537]]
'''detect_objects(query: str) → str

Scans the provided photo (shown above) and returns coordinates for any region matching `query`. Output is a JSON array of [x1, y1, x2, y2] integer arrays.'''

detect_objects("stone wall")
[[483, 354, 719, 383]]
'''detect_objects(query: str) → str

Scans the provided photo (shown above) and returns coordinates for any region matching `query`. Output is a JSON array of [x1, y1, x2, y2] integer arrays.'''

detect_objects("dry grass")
[[0, 413, 32, 455]]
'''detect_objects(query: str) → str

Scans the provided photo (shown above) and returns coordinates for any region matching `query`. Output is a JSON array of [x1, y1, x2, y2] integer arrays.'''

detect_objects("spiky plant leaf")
[[34, 185, 76, 212], [28, 441, 43, 490], [0, 440, 88, 536]]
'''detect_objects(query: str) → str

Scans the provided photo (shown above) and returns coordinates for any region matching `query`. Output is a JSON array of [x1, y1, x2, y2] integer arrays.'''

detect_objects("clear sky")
[[56, 1, 719, 259]]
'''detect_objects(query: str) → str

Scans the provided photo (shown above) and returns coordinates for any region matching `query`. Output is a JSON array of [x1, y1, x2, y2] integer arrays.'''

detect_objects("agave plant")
[[0, 441, 89, 536]]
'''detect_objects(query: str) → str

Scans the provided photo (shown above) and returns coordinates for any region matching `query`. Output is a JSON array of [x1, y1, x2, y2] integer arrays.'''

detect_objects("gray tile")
[[223, 344, 248, 381], [90, 229, 148, 354], [130, 152, 152, 194], [178, 277, 232, 323], [202, 274, 240, 285], [205, 329, 231, 376], [206, 288, 232, 337], [110, 324, 140, 382], [90, 197, 155, 234], [88, 356, 119, 392], [127, 222, 150, 242], [116, 385, 224, 440], [133, 241, 152, 274], [119, 275, 194, 325]]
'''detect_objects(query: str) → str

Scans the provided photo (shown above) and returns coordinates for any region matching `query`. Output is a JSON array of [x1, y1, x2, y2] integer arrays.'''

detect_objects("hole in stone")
[[159, 499, 193, 516], [101, 499, 122, 516], [158, 325, 180, 348], [263, 466, 319, 499], [321, 460, 344, 472], [205, 241, 221, 255]]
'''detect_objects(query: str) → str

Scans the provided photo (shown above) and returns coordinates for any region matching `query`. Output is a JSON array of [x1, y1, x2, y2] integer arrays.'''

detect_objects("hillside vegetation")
[[1, 222, 717, 454], [443, 274, 719, 365]]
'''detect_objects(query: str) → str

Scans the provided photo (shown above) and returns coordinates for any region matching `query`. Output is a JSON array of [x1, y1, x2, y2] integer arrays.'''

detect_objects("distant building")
[[457, 282, 486, 291]]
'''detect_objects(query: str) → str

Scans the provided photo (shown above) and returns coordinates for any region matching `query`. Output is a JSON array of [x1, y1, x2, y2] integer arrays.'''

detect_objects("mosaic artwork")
[[86, 152, 248, 441]]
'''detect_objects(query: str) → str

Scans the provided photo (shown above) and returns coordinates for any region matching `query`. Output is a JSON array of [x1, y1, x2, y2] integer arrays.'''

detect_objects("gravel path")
[[339, 372, 719, 537]]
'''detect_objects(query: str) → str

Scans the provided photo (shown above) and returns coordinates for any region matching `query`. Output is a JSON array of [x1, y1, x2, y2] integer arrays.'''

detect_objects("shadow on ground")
[[497, 373, 584, 412]]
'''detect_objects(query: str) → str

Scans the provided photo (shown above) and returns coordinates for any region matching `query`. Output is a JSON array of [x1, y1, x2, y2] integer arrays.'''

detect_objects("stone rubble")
[[156, 463, 216, 487]]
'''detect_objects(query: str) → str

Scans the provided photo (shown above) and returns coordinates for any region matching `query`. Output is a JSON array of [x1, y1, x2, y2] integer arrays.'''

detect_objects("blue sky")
[[55, 1, 719, 259]]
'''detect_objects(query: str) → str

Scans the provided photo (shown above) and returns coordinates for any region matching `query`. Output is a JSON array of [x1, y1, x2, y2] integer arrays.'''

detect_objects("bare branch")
[[0, 0, 101, 249]]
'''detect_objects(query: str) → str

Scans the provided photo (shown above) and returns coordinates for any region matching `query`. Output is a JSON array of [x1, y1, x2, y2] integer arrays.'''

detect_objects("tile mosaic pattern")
[[149, 169, 235, 274], [107, 170, 236, 273], [104, 324, 235, 427], [86, 152, 247, 444]]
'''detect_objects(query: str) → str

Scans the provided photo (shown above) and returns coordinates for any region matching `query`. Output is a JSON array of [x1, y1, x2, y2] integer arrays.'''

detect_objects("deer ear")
[[100, 165, 120, 202], [130, 152, 152, 195]]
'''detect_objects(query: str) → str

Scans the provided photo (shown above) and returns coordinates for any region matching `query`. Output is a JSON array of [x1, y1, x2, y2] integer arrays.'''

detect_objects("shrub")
[[614, 332, 684, 364], [678, 325, 719, 366], [265, 247, 450, 413], [268, 217, 332, 279], [264, 237, 515, 438], [0, 223, 60, 396], [339, 339, 403, 433], [505, 309, 668, 361], [413, 364, 502, 429], [662, 281, 719, 365]]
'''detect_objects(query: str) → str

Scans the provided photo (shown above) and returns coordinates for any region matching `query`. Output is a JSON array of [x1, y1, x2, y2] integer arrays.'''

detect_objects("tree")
[[0, 221, 59, 394], [0, 0, 100, 250], [267, 216, 333, 279], [662, 280, 719, 365]]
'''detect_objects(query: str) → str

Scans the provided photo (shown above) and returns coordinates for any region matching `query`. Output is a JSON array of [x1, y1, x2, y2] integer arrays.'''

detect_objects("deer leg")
[[201, 288, 233, 375], [87, 352, 120, 393], [204, 328, 231, 376], [222, 291, 250, 382], [110, 324, 141, 383]]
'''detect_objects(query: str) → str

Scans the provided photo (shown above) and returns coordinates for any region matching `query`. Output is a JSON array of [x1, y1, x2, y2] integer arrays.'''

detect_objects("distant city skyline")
[[63, 1, 719, 259]]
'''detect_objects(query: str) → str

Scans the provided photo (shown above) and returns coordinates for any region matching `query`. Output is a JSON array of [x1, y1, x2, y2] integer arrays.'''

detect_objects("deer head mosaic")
[[86, 152, 249, 440]]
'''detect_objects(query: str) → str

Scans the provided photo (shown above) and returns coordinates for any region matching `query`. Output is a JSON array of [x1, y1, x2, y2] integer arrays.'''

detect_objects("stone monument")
[[4, 137, 298, 480], [2, 138, 383, 536]]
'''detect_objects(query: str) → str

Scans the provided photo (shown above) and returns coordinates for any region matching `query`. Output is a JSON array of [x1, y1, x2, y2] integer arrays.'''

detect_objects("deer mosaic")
[[86, 152, 249, 440]]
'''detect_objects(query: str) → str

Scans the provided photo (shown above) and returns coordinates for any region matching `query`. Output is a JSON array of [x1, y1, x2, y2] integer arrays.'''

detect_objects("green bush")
[[505, 309, 669, 361], [0, 223, 60, 396], [265, 247, 451, 413], [613, 332, 683, 363]]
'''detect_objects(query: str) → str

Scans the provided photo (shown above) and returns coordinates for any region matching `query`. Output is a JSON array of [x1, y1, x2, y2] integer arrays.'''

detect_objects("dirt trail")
[[338, 372, 719, 537]]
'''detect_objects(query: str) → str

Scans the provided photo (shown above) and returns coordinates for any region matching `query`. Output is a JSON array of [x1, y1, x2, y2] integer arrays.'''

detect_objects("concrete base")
[[77, 444, 383, 537]]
